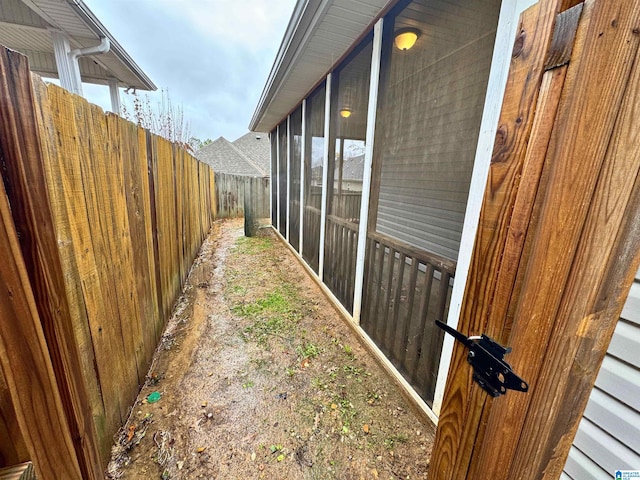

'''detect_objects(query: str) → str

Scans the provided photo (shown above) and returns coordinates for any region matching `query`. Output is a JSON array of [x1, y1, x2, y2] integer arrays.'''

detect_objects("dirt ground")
[[106, 219, 434, 479]]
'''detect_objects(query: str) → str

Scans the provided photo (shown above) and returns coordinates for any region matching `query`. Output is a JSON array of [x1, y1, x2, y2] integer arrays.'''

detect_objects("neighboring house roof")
[[196, 134, 269, 177], [342, 154, 364, 181], [232, 132, 271, 175], [249, 0, 391, 132], [0, 0, 155, 90]]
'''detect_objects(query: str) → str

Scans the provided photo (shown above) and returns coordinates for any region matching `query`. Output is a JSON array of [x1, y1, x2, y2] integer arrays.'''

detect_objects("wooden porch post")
[[430, 0, 640, 479]]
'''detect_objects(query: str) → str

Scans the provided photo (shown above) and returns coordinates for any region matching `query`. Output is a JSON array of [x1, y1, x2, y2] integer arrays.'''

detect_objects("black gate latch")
[[435, 320, 528, 397]]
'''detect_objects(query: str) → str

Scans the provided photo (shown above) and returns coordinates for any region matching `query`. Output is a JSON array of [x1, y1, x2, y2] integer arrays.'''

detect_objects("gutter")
[[65, 0, 157, 91], [70, 36, 110, 59]]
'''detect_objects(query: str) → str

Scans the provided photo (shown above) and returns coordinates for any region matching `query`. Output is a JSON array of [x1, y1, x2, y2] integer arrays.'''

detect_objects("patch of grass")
[[234, 289, 303, 347], [242, 316, 288, 347], [232, 291, 291, 317], [311, 377, 328, 390], [231, 284, 247, 295], [234, 236, 273, 255], [242, 380, 255, 389], [296, 342, 320, 359]]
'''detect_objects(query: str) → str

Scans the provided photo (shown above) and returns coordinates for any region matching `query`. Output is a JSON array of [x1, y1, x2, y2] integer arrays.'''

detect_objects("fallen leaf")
[[127, 424, 136, 442], [276, 454, 285, 462], [196, 447, 206, 453], [201, 401, 208, 408], [363, 424, 370, 434], [331, 403, 338, 410]]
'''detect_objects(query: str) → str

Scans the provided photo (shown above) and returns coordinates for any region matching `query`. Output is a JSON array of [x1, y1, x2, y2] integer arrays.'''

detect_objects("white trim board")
[[432, 0, 540, 416], [353, 18, 383, 325]]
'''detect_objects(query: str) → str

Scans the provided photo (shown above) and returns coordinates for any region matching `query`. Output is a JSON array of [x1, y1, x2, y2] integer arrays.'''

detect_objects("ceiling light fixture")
[[340, 108, 352, 118], [394, 27, 421, 51]]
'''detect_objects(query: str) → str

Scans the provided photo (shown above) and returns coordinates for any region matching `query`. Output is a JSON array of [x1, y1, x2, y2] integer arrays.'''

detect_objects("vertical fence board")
[[119, 119, 160, 370], [39, 85, 115, 461], [0, 47, 218, 475], [215, 173, 270, 220], [0, 369, 29, 468], [0, 49, 103, 478], [0, 166, 83, 480]]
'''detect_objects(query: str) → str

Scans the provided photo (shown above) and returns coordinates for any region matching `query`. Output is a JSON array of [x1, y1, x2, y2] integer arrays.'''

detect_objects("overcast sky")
[[81, 0, 296, 142]]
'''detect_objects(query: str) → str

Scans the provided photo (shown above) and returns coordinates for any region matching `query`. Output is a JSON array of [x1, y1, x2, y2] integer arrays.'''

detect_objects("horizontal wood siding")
[[564, 269, 640, 478]]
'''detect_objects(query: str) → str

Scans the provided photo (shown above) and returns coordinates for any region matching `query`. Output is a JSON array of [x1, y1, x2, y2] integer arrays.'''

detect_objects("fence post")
[[244, 177, 257, 237]]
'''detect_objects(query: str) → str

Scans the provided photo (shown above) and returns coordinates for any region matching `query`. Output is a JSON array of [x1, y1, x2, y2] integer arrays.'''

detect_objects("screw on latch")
[[436, 320, 528, 397]]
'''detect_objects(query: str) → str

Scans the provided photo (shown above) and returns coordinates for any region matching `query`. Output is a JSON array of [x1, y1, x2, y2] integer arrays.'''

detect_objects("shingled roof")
[[196, 132, 270, 177], [232, 132, 271, 174]]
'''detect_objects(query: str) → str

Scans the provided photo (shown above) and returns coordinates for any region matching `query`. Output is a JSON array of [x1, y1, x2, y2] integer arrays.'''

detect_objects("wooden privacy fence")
[[0, 47, 216, 479], [215, 172, 270, 219]]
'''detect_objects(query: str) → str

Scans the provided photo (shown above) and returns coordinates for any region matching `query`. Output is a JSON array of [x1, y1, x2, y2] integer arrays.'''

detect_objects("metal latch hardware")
[[435, 320, 529, 397]]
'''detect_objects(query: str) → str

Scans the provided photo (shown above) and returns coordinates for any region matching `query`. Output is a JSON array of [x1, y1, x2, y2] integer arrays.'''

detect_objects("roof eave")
[[249, 0, 393, 133], [249, 0, 312, 132], [66, 0, 156, 91]]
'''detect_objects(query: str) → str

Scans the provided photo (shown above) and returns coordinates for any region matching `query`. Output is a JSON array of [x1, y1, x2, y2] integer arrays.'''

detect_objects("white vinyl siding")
[[563, 270, 640, 479]]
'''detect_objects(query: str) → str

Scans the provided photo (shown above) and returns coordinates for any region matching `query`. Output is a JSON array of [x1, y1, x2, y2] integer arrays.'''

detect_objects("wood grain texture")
[[432, 1, 640, 479], [0, 370, 29, 468], [505, 1, 640, 476], [0, 153, 82, 479], [0, 462, 35, 480], [429, 3, 562, 478], [1, 46, 217, 472], [32, 79, 110, 462], [0, 49, 102, 478], [545, 4, 584, 69]]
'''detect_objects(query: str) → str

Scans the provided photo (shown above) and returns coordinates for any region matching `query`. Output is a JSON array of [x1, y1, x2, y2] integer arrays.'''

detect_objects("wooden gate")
[[430, 1, 640, 478]]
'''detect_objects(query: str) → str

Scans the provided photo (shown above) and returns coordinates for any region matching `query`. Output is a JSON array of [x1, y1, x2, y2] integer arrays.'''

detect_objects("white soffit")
[[250, 0, 392, 133], [0, 0, 156, 90]]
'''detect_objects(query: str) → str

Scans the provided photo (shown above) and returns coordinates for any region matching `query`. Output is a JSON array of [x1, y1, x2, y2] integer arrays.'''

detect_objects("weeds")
[[297, 342, 320, 359], [234, 288, 302, 348]]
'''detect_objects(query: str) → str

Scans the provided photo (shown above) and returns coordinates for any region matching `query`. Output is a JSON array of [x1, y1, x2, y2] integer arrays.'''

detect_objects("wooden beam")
[[0, 48, 102, 478], [430, 0, 640, 479], [0, 154, 82, 479]]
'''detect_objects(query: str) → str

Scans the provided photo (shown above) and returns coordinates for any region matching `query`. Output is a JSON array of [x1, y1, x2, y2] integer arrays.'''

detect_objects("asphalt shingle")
[[195, 132, 270, 176]]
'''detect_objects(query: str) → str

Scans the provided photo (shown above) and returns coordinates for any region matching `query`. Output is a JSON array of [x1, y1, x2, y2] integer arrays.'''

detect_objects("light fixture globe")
[[394, 27, 421, 51], [339, 108, 352, 118]]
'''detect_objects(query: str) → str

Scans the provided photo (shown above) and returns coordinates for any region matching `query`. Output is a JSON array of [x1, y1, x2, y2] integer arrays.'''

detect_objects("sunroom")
[[250, 0, 531, 419]]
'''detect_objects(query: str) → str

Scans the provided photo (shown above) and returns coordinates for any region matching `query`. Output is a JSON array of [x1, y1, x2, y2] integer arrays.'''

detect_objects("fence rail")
[[361, 231, 455, 405], [323, 215, 359, 313]]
